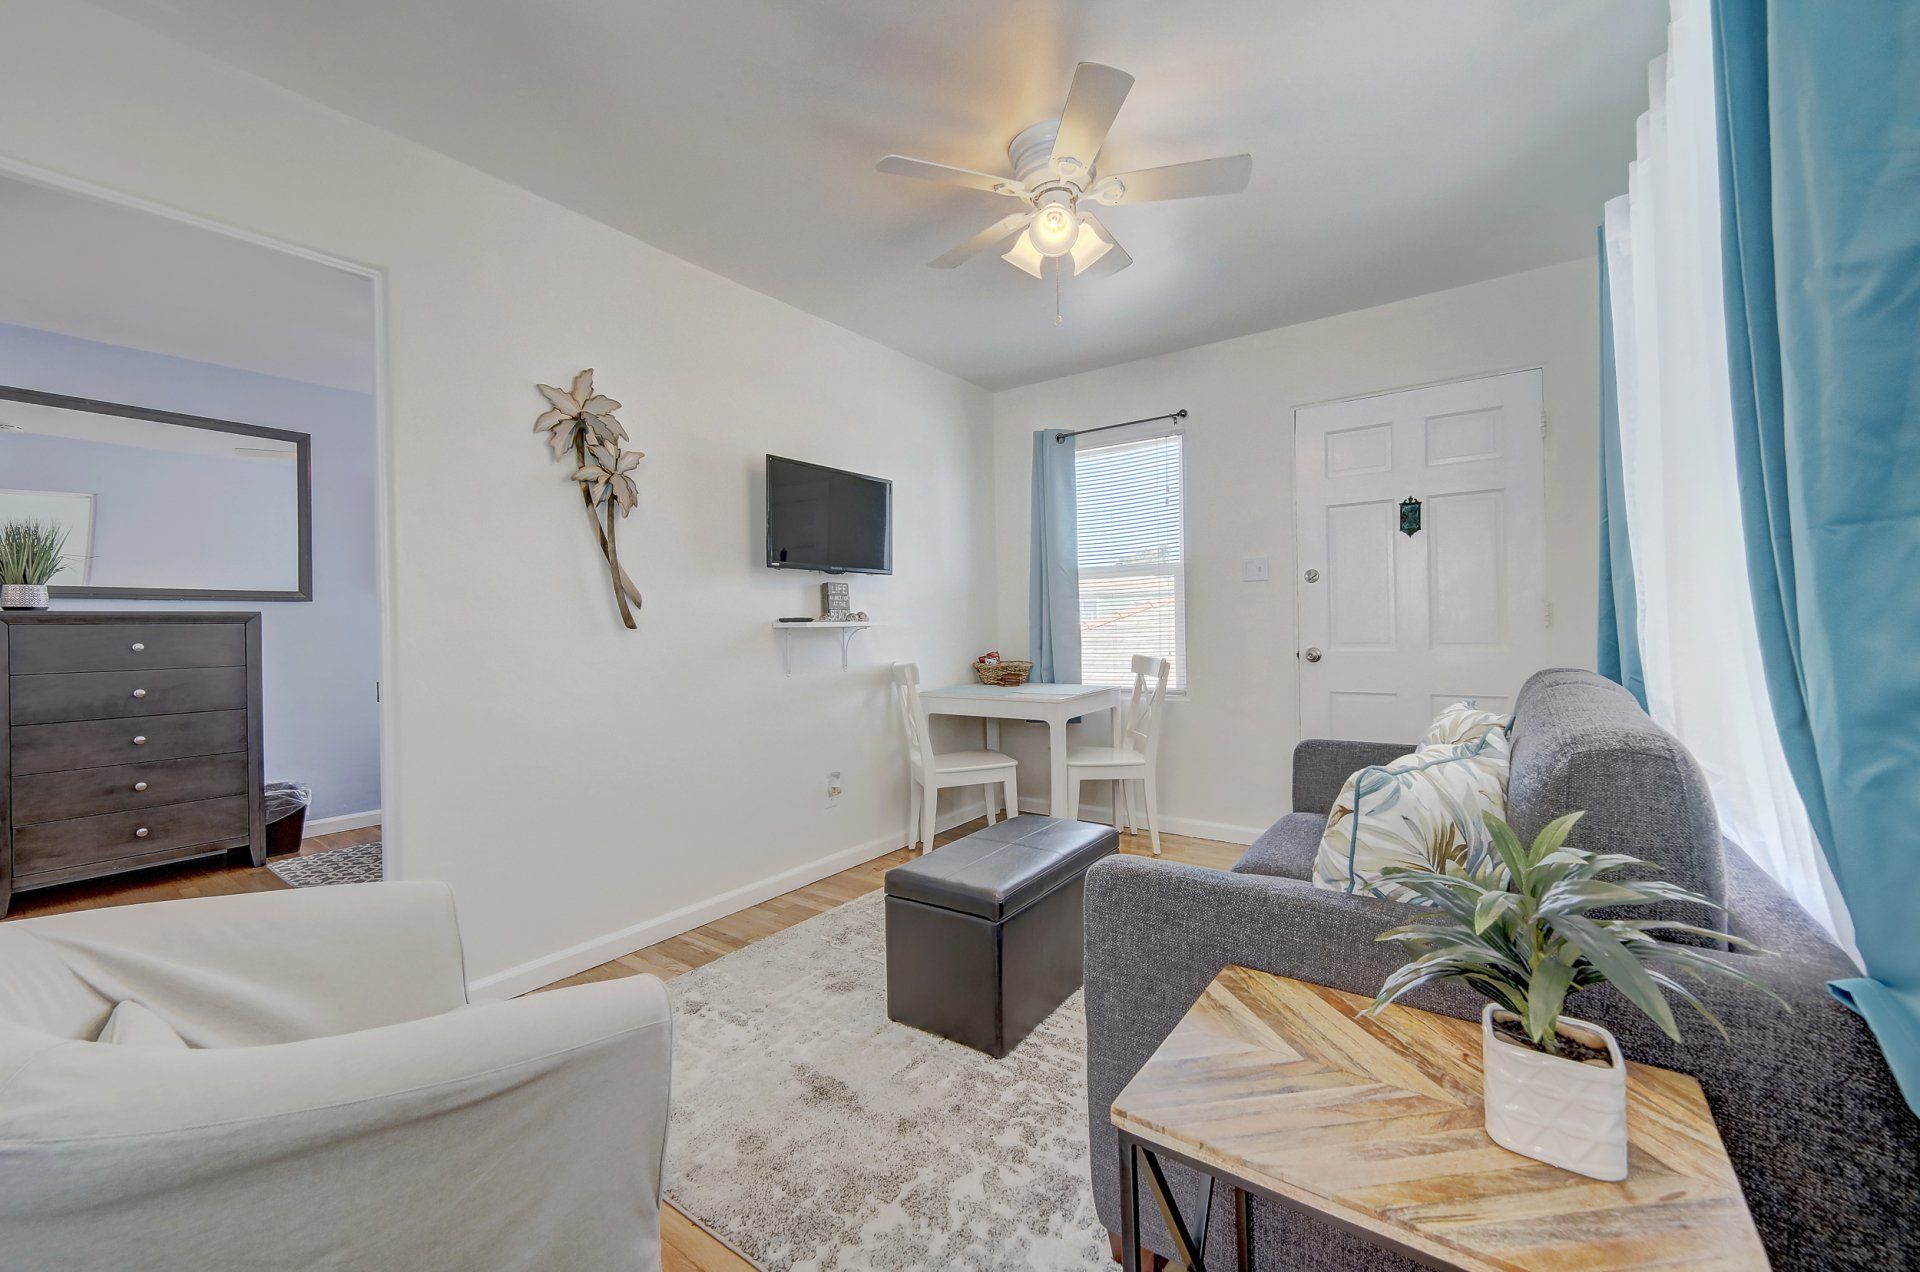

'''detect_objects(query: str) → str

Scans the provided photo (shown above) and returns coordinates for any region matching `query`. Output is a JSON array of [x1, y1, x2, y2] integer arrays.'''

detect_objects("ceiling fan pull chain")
[[1054, 257, 1064, 326]]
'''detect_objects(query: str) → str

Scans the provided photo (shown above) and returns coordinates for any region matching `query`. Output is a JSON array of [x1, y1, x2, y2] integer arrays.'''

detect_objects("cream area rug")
[[666, 890, 1109, 1271]]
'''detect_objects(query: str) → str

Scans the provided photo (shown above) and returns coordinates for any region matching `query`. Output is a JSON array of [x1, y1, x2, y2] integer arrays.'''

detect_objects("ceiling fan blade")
[[929, 213, 1033, 268], [877, 155, 1025, 197], [1075, 213, 1132, 277], [1095, 154, 1252, 204], [1051, 62, 1134, 175]]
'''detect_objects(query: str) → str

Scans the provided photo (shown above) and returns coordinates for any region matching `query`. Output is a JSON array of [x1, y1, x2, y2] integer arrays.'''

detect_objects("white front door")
[[1294, 369, 1548, 742]]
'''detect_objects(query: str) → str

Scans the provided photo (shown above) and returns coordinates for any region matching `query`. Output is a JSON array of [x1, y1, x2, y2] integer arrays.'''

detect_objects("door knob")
[[1304, 568, 1320, 583], [1304, 647, 1323, 663]]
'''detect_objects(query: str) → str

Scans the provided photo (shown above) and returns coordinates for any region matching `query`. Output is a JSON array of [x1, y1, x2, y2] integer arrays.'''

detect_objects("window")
[[1074, 425, 1186, 692]]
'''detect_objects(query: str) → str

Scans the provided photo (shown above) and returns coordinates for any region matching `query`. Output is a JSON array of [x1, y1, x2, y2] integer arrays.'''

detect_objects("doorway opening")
[[0, 164, 392, 909]]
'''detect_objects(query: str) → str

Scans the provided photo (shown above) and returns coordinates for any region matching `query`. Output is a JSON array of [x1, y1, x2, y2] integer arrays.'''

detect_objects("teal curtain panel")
[[1711, 0, 1920, 1112], [1595, 227, 1647, 711], [1028, 430, 1081, 683]]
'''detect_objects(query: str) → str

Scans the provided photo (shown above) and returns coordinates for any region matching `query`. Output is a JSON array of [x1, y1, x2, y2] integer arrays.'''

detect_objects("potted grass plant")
[[0, 520, 70, 610], [1361, 810, 1778, 1180]]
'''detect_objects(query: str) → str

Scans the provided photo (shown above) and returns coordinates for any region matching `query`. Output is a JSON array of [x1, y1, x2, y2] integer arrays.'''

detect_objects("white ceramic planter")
[[1481, 1004, 1628, 1180], [0, 583, 50, 610]]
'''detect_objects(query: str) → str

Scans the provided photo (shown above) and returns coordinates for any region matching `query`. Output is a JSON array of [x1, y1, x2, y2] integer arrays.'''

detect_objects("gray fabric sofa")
[[1085, 669, 1919, 1270]]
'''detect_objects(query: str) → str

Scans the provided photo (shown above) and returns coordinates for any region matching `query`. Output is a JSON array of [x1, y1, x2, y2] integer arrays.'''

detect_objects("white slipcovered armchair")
[[0, 881, 673, 1272]]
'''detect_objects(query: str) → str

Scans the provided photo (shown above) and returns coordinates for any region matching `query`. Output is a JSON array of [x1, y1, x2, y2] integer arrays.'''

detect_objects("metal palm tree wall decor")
[[535, 369, 644, 628]]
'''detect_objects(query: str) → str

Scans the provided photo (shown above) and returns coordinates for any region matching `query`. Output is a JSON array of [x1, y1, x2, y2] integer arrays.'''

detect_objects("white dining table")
[[917, 682, 1122, 819]]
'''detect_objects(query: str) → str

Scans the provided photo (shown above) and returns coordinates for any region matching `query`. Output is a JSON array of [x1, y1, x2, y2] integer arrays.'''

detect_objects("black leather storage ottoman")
[[884, 815, 1118, 1057]]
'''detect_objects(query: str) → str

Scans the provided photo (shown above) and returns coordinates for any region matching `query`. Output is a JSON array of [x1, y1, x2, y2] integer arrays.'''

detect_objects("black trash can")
[[264, 782, 312, 856]]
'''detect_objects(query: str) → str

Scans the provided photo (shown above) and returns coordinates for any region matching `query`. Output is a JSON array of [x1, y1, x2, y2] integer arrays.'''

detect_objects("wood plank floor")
[[3, 816, 1244, 1270], [2, 823, 384, 918]]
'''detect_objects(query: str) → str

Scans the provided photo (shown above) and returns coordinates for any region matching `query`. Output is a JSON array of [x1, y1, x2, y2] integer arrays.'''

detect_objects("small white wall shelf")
[[773, 620, 871, 674]]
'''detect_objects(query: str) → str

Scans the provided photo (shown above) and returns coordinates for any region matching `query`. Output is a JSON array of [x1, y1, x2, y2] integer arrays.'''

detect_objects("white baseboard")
[[1013, 796, 1262, 847], [467, 800, 988, 1001], [305, 809, 382, 837]]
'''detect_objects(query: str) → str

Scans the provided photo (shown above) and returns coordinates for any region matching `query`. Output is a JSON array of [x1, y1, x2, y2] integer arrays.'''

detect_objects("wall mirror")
[[0, 385, 312, 600]]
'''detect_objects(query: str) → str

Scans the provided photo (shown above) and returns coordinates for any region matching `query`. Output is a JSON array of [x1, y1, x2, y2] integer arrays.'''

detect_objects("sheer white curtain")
[[1604, 0, 1855, 955]]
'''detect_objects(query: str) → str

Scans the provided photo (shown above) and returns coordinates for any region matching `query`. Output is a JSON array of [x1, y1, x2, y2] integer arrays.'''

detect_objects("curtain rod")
[[1052, 409, 1187, 444]]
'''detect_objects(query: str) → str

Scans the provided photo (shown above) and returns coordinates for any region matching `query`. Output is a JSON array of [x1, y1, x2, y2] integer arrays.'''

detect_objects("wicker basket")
[[974, 659, 1033, 687]]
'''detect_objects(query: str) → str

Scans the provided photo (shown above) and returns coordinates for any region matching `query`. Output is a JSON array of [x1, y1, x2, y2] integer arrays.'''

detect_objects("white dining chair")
[[893, 662, 1020, 854], [1064, 655, 1171, 855]]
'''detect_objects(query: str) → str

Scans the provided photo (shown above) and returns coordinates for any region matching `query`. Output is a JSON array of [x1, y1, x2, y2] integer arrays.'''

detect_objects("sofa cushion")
[[96, 1000, 189, 1049], [1509, 669, 1726, 923], [1232, 814, 1324, 880], [0, 927, 114, 1041]]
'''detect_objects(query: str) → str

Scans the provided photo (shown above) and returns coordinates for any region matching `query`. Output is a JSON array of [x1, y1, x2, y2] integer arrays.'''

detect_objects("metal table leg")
[[1235, 1186, 1251, 1271], [1140, 1144, 1209, 1270], [1118, 1134, 1141, 1272]]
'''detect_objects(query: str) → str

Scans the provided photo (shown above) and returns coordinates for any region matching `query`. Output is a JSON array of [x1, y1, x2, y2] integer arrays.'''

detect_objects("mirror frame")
[[0, 385, 313, 601]]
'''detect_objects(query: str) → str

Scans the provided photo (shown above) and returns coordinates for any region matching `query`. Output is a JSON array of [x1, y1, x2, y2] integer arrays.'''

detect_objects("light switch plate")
[[1242, 556, 1271, 582]]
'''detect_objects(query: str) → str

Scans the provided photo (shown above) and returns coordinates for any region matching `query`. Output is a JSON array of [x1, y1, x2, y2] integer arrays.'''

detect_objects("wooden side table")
[[1110, 965, 1768, 1271]]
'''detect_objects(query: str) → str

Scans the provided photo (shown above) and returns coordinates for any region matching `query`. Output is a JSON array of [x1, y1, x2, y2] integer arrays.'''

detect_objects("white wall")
[[990, 260, 1602, 843], [0, 0, 996, 993]]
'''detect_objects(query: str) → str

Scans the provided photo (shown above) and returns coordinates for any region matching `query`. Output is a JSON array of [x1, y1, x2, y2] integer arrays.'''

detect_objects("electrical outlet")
[[825, 771, 844, 808]]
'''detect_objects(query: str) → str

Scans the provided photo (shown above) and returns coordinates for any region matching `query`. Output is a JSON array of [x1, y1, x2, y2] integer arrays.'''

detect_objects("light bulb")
[[1028, 191, 1077, 257]]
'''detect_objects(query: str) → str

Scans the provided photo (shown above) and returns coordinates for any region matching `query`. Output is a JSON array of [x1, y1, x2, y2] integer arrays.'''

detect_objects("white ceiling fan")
[[877, 62, 1252, 282]]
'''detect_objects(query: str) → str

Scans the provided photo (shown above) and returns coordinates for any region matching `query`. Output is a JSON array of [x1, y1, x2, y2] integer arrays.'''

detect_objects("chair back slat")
[[1123, 655, 1172, 760], [892, 662, 930, 765]]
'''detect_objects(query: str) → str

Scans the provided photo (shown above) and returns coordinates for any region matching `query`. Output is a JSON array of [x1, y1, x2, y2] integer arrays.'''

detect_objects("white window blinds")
[[1074, 426, 1186, 692]]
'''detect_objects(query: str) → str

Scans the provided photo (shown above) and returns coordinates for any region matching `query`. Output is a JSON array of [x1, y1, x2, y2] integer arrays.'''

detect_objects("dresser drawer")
[[9, 709, 248, 775], [10, 666, 248, 726], [6, 622, 247, 675], [14, 795, 249, 879], [12, 752, 250, 825]]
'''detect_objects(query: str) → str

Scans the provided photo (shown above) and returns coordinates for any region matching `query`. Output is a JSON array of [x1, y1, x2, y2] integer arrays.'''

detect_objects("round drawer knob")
[[132, 688, 148, 699], [135, 827, 151, 839], [131, 642, 146, 652], [133, 781, 149, 792], [132, 735, 148, 746]]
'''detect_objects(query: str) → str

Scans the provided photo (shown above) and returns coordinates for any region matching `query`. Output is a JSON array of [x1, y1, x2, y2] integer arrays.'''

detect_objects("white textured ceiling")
[[0, 173, 376, 393], [93, 0, 1663, 390]]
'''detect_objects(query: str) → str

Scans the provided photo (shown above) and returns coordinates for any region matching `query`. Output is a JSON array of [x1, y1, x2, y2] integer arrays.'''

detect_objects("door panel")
[[1324, 421, 1395, 476], [1426, 490, 1506, 648], [1326, 501, 1397, 649], [1425, 407, 1504, 466], [1329, 691, 1402, 741], [1296, 370, 1547, 742]]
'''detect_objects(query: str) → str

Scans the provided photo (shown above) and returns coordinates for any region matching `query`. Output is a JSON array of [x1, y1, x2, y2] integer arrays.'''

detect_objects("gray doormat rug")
[[267, 840, 383, 887], [666, 890, 1108, 1271]]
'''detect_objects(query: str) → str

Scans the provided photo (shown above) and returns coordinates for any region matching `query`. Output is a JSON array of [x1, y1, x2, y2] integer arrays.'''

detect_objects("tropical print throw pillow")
[[1423, 701, 1507, 746], [1313, 724, 1512, 900]]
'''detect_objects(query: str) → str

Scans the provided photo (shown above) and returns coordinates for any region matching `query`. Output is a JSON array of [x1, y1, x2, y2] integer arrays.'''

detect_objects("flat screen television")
[[765, 455, 893, 575]]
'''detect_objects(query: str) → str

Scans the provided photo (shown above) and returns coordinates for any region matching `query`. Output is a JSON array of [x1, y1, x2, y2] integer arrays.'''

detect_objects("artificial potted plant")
[[1363, 811, 1776, 1180], [0, 520, 69, 610]]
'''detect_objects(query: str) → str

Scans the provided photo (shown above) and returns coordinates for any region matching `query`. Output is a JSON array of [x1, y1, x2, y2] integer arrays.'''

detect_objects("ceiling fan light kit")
[[877, 61, 1252, 294]]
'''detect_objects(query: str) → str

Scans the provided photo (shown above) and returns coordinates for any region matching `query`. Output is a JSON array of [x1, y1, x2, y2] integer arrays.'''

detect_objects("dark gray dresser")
[[1, 612, 265, 915]]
